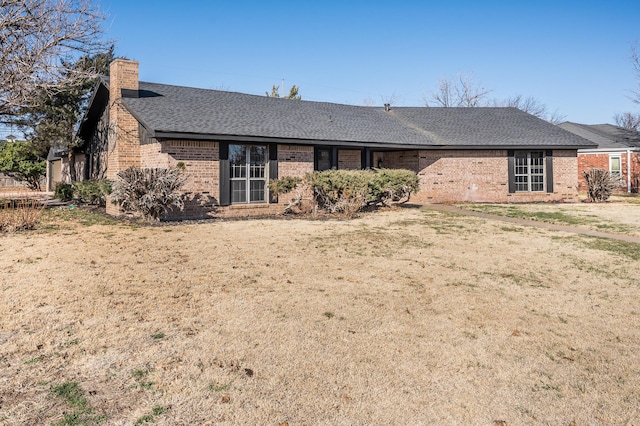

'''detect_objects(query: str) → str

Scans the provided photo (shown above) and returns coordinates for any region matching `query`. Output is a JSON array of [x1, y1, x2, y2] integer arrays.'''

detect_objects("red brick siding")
[[107, 59, 140, 181], [383, 150, 420, 171], [338, 149, 361, 170], [382, 149, 578, 203], [278, 145, 314, 177], [578, 152, 640, 192]]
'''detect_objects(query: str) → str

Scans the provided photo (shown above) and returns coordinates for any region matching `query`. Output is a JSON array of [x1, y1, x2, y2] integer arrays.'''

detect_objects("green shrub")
[[277, 169, 419, 216], [368, 169, 420, 205], [110, 167, 187, 220], [55, 183, 74, 201], [73, 179, 112, 206], [268, 176, 303, 195], [0, 141, 46, 190], [308, 170, 370, 215]]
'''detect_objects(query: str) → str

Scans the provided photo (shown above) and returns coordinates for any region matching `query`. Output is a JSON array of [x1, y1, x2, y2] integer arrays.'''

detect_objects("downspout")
[[627, 149, 632, 193]]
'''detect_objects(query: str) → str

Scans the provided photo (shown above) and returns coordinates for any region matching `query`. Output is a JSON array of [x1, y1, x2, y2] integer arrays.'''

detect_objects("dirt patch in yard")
[[1, 205, 640, 424]]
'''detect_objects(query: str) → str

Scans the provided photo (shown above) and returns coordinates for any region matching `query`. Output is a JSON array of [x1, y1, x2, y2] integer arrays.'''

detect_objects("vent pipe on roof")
[[384, 103, 391, 112]]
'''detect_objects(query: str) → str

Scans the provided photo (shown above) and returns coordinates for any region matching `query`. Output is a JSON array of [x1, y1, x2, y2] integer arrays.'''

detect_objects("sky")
[[2, 0, 639, 139]]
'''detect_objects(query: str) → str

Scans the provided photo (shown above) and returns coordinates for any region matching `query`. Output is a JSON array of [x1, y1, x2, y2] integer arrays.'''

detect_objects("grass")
[[209, 383, 231, 392], [41, 206, 119, 228], [135, 405, 167, 424], [49, 382, 107, 425], [570, 235, 640, 261], [460, 202, 640, 236], [2, 205, 640, 424]]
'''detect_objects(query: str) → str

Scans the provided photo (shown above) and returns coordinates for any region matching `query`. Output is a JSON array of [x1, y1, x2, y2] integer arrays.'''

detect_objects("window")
[[609, 155, 622, 182], [230, 144, 266, 203], [514, 151, 545, 192], [315, 148, 333, 171]]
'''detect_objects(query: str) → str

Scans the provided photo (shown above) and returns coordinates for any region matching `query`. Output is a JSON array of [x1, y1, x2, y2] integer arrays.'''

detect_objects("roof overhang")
[[152, 131, 588, 151], [579, 147, 640, 154]]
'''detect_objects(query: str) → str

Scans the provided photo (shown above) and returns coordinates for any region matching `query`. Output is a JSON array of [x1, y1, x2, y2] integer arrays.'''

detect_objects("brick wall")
[[578, 151, 640, 192], [107, 60, 140, 177], [278, 144, 314, 177], [338, 149, 361, 170], [382, 149, 578, 203]]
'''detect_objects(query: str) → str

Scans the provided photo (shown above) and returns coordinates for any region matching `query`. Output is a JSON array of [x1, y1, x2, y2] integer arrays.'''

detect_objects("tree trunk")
[[68, 149, 77, 182]]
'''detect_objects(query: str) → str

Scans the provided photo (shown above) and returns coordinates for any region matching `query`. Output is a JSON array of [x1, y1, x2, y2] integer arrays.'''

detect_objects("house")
[[78, 59, 595, 219], [558, 122, 640, 193], [45, 147, 89, 192]]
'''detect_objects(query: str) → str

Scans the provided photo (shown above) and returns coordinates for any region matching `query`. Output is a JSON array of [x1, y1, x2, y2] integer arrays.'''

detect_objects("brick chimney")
[[107, 59, 140, 181]]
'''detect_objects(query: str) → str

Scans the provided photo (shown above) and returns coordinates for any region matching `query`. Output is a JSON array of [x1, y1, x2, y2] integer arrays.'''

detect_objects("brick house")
[[77, 59, 595, 219], [558, 122, 640, 193]]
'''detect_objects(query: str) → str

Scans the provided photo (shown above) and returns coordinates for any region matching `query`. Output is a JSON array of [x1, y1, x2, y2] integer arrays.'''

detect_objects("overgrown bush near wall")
[[0, 198, 43, 232], [583, 168, 617, 202], [110, 167, 187, 220], [271, 169, 419, 216], [309, 170, 370, 215], [367, 169, 420, 206], [73, 179, 112, 206], [267, 176, 302, 196], [54, 183, 74, 201]]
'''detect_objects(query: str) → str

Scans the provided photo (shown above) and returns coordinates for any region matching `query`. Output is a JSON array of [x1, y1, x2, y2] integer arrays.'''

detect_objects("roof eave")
[[152, 132, 589, 150]]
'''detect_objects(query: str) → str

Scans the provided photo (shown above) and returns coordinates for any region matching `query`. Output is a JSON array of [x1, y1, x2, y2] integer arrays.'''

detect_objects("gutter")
[[152, 131, 591, 151], [628, 149, 632, 193]]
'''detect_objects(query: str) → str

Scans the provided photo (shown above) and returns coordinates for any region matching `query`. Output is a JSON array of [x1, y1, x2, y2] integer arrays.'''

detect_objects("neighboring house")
[[558, 122, 640, 193], [78, 59, 595, 219], [45, 147, 88, 192]]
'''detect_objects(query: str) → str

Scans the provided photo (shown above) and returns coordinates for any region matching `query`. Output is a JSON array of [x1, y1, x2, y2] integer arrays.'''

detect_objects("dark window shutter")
[[361, 148, 371, 169], [269, 143, 278, 203], [507, 150, 515, 193], [331, 147, 338, 170], [219, 143, 230, 206], [545, 150, 554, 193]]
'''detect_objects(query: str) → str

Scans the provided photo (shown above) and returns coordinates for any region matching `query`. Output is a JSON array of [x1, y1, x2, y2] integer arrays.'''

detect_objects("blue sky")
[[2, 1, 638, 139]]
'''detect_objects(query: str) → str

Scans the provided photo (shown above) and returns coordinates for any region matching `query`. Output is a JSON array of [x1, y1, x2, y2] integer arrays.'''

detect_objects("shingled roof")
[[89, 78, 595, 150], [557, 122, 640, 149]]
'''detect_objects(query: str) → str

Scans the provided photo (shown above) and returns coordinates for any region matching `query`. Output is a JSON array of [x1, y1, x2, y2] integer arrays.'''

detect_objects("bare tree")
[[614, 112, 640, 131], [0, 0, 109, 119], [614, 43, 640, 128], [425, 73, 491, 107], [492, 94, 566, 124], [631, 42, 640, 105]]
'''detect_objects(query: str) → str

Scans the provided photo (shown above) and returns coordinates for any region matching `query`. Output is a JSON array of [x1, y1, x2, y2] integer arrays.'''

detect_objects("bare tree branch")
[[490, 94, 565, 124], [613, 42, 640, 129], [425, 73, 490, 107], [0, 0, 109, 118], [631, 41, 640, 105], [614, 112, 640, 131]]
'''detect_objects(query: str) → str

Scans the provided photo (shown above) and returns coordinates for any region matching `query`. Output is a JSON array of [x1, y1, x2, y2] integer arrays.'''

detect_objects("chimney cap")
[[384, 103, 391, 112]]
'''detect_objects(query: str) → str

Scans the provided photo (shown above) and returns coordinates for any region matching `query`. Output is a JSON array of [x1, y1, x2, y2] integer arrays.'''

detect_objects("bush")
[[110, 167, 187, 220], [0, 198, 43, 232], [73, 179, 112, 206], [367, 169, 420, 206], [276, 169, 419, 216], [583, 168, 618, 202], [308, 170, 370, 215], [0, 141, 46, 190], [268, 176, 302, 195], [54, 183, 74, 201]]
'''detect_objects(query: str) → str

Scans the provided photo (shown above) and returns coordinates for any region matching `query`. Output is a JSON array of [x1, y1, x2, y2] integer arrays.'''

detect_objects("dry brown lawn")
[[1, 203, 640, 425]]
